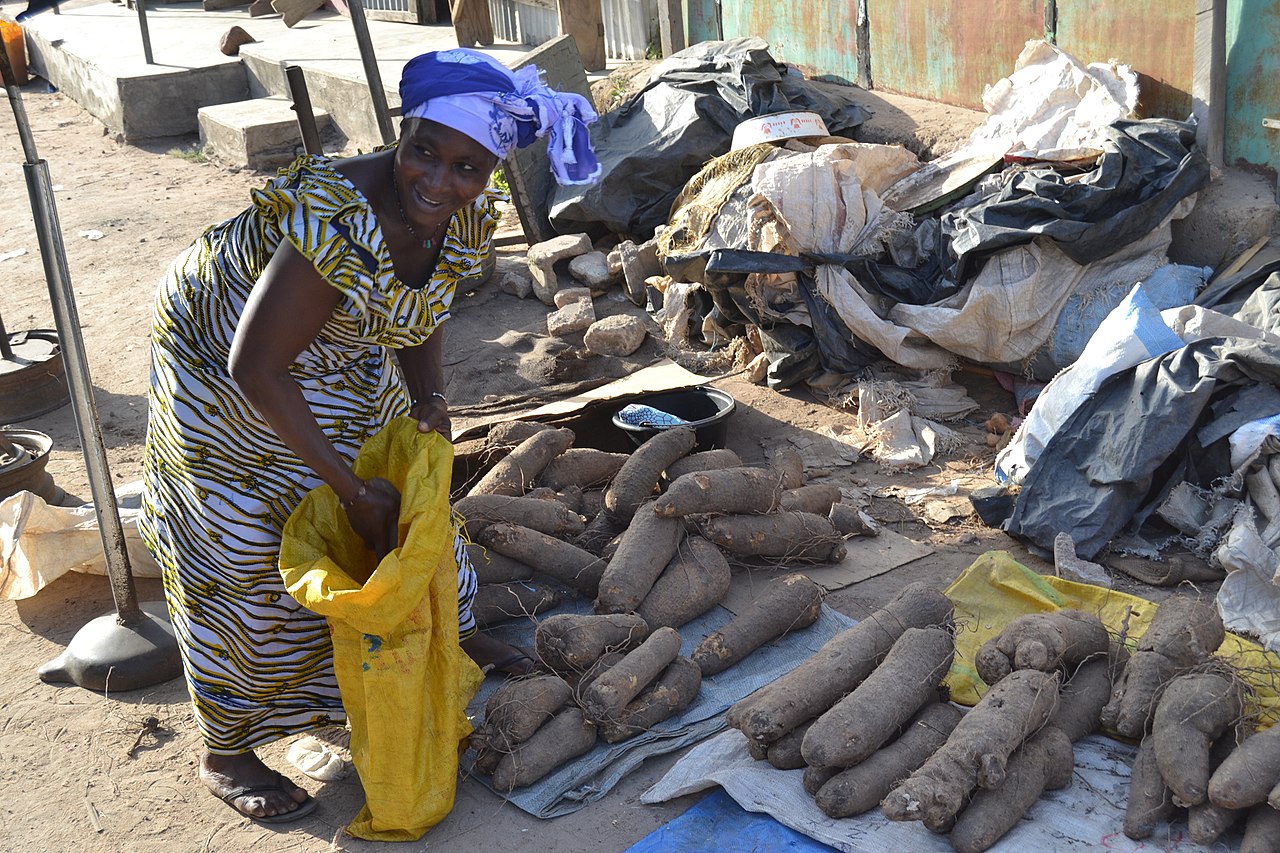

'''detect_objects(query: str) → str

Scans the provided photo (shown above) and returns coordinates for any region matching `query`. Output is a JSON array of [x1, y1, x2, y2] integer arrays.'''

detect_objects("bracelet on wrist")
[[411, 391, 448, 407], [340, 481, 368, 511]]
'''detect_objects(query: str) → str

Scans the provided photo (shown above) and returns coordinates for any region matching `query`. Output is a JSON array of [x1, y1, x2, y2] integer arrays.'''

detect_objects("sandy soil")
[[0, 71, 1207, 852]]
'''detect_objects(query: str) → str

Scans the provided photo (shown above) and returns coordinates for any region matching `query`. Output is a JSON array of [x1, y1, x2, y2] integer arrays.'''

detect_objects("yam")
[[779, 484, 841, 516], [974, 610, 1109, 686], [580, 489, 605, 519], [636, 536, 731, 630], [804, 764, 841, 797], [803, 627, 955, 768], [692, 573, 822, 677], [582, 626, 682, 721], [700, 511, 846, 563], [456, 493, 585, 538], [604, 426, 697, 523], [949, 726, 1074, 853], [653, 467, 783, 518], [597, 656, 701, 743], [1124, 735, 1176, 840], [1190, 730, 1251, 844], [491, 707, 596, 792], [829, 503, 879, 537], [470, 427, 574, 497], [745, 734, 770, 761], [1101, 595, 1224, 738], [1241, 804, 1280, 853], [478, 522, 606, 597], [571, 651, 625, 703], [472, 581, 562, 628], [882, 669, 1061, 829], [466, 544, 534, 585], [666, 449, 743, 481], [770, 446, 805, 489], [471, 675, 573, 774], [727, 583, 954, 747], [595, 502, 685, 613], [1152, 672, 1243, 806], [539, 448, 629, 491], [814, 702, 963, 818], [766, 720, 815, 770], [1044, 654, 1116, 742], [574, 511, 625, 555], [1210, 721, 1280, 809], [533, 613, 649, 673], [484, 420, 551, 452]]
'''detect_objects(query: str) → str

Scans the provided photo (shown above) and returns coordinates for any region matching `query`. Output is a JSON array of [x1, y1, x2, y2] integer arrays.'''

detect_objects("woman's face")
[[394, 118, 499, 230]]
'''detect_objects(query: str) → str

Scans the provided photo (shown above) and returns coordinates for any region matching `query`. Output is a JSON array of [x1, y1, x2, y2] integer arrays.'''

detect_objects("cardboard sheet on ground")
[[463, 599, 855, 818], [453, 360, 713, 441], [719, 530, 933, 615]]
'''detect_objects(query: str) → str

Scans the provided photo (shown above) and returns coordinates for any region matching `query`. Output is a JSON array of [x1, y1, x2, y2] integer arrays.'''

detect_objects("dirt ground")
[[0, 64, 1233, 852]]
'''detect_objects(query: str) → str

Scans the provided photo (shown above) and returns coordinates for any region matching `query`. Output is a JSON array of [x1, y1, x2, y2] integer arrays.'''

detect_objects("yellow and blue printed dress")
[[140, 155, 496, 754]]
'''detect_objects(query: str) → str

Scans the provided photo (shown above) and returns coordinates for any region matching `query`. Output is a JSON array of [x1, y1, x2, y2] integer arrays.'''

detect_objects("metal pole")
[[135, 0, 154, 66], [0, 311, 13, 361], [346, 0, 396, 146], [284, 64, 324, 156]]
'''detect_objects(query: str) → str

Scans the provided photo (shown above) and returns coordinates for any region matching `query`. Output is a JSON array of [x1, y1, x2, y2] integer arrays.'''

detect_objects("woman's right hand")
[[342, 477, 401, 559]]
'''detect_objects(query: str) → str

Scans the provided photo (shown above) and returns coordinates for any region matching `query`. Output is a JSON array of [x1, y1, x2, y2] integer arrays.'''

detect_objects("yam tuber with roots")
[[692, 573, 822, 676], [466, 544, 534, 585], [653, 466, 783, 518], [666, 449, 742, 481], [802, 626, 955, 768], [472, 581, 563, 628], [456, 493, 584, 538], [700, 511, 846, 563], [484, 420, 550, 452], [478, 522, 607, 598], [882, 669, 1060, 831], [1044, 651, 1121, 742], [491, 707, 597, 792], [604, 427, 697, 523], [815, 702, 963, 818], [1209, 719, 1280, 809], [779, 484, 841, 516], [472, 675, 573, 774], [1151, 672, 1243, 806], [582, 626, 682, 721], [539, 447, 629, 491], [949, 726, 1074, 853], [1124, 735, 1176, 840], [1190, 729, 1252, 845], [769, 446, 805, 489], [595, 502, 685, 614], [728, 583, 954, 748], [766, 720, 816, 770], [974, 610, 1109, 686], [533, 613, 649, 674], [636, 536, 732, 630], [1101, 595, 1225, 739], [829, 503, 879, 537], [470, 427, 574, 497], [597, 656, 701, 743], [1242, 804, 1280, 853]]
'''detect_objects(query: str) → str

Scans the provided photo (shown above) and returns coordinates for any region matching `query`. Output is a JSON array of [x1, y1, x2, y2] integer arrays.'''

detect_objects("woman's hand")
[[341, 477, 401, 559], [411, 394, 452, 441]]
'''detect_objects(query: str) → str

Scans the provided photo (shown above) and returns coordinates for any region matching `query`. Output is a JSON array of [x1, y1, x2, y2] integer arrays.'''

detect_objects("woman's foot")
[[201, 750, 313, 820]]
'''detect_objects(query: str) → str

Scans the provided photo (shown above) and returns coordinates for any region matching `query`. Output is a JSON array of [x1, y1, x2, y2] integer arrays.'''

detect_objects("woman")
[[140, 49, 598, 823]]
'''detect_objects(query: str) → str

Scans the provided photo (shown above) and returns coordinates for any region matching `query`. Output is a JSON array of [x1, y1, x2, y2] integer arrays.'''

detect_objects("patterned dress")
[[140, 154, 494, 754]]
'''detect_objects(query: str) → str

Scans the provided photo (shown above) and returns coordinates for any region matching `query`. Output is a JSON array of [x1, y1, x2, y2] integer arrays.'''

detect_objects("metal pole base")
[[38, 600, 181, 692]]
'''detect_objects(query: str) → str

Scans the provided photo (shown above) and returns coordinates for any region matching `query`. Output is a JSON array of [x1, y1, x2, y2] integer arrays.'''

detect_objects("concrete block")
[[199, 96, 332, 171], [1170, 167, 1279, 269], [617, 237, 662, 306], [527, 233, 592, 305], [500, 270, 534, 299], [584, 314, 646, 356], [553, 286, 592, 309], [568, 250, 616, 291], [547, 298, 596, 337]]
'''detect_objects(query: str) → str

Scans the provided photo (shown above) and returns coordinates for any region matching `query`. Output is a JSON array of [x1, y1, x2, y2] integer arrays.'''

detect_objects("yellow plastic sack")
[[943, 551, 1280, 728], [280, 417, 484, 841]]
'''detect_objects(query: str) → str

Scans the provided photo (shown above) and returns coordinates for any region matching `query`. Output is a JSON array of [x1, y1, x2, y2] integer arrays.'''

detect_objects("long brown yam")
[[471, 581, 563, 628], [472, 675, 573, 775], [597, 657, 701, 743], [575, 511, 627, 555], [882, 669, 1061, 829], [653, 467, 783, 518], [1152, 672, 1243, 806], [1209, 719, 1280, 808], [595, 502, 684, 614], [1124, 735, 1175, 840], [804, 764, 841, 796], [766, 720, 816, 770], [582, 626, 682, 721], [466, 543, 534, 585], [456, 493, 585, 538], [769, 446, 805, 489], [1241, 804, 1280, 853], [692, 573, 822, 677], [539, 448, 629, 491], [484, 420, 551, 452], [700, 511, 846, 563], [815, 702, 963, 818], [604, 427, 697, 523], [779, 484, 841, 516], [828, 503, 879, 537], [666, 449, 743, 481], [1044, 654, 1114, 742], [478, 522, 607, 597], [636, 536, 731, 630], [727, 582, 954, 747], [949, 726, 1074, 853], [802, 626, 955, 767], [533, 613, 649, 673], [974, 609, 1109, 685], [491, 707, 597, 792], [1190, 731, 1252, 845], [469, 427, 574, 497]]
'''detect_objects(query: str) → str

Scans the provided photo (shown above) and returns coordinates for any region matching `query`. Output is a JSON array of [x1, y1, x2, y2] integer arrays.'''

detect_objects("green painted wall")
[[720, 0, 860, 85], [1226, 0, 1280, 169]]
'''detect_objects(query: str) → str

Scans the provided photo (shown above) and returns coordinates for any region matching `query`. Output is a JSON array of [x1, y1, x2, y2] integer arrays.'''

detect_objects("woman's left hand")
[[411, 394, 452, 441]]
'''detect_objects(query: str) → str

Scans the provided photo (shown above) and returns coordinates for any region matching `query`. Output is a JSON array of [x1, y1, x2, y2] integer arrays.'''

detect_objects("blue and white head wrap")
[[399, 49, 601, 186]]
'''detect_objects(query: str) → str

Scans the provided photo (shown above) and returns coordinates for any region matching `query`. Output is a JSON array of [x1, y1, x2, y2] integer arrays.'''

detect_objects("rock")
[[527, 233, 592, 305], [499, 270, 534, 299], [568, 251, 616, 291], [248, 0, 274, 15], [746, 352, 769, 384], [271, 0, 324, 27], [553, 286, 592, 309], [584, 314, 646, 356], [547, 298, 596, 337], [617, 237, 662, 306], [219, 25, 256, 56]]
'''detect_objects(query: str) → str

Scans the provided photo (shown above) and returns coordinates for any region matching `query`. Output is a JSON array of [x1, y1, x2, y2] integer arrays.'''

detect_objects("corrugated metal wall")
[[720, 0, 860, 84], [1225, 0, 1280, 168], [490, 0, 657, 60]]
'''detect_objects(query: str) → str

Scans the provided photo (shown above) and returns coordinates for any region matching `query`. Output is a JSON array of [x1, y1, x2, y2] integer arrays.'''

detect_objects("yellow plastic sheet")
[[943, 551, 1280, 728], [280, 417, 484, 841]]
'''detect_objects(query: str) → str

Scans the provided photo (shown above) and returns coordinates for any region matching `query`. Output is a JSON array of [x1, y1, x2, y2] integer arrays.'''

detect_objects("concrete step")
[[198, 95, 335, 170]]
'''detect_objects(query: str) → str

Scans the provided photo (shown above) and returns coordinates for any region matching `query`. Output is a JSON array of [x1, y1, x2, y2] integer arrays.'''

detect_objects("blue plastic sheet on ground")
[[463, 598, 855, 818], [624, 788, 839, 853]]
